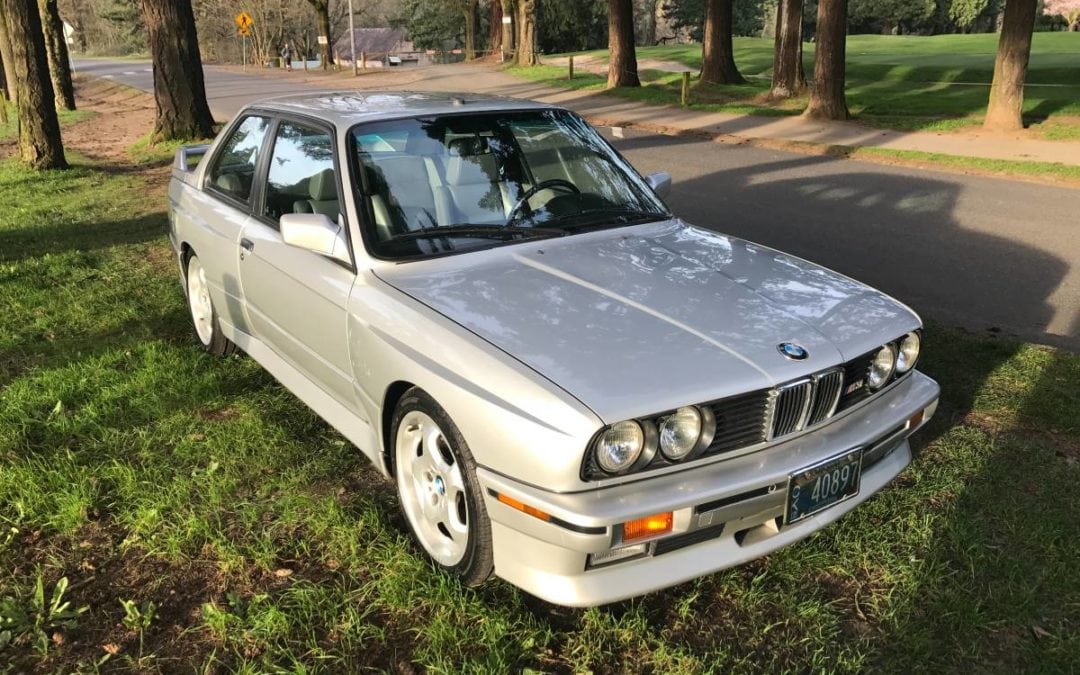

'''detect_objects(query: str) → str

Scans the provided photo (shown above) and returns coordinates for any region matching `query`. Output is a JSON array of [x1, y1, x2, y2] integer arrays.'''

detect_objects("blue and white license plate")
[[785, 449, 863, 525]]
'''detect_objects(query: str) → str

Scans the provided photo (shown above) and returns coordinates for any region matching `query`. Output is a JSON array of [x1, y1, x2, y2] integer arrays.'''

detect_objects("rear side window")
[[264, 122, 338, 224], [207, 115, 271, 203]]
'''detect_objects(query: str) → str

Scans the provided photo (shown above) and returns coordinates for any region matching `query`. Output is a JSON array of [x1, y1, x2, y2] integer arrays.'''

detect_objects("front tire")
[[185, 254, 236, 357], [391, 388, 494, 586]]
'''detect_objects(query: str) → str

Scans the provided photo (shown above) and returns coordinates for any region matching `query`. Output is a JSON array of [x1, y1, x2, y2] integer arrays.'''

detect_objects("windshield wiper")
[[553, 208, 668, 232], [387, 224, 568, 243]]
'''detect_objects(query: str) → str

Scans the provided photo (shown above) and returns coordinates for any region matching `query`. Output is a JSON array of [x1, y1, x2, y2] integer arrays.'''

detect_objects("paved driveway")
[[74, 59, 1080, 349]]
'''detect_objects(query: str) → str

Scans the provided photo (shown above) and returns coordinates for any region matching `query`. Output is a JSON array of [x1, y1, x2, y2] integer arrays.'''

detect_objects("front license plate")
[[785, 449, 863, 525]]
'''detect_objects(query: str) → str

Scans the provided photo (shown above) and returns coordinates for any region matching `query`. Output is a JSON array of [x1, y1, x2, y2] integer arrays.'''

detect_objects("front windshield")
[[350, 109, 670, 259]]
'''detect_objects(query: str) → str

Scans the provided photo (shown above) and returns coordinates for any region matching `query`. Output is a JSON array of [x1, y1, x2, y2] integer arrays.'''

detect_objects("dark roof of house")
[[334, 28, 405, 58]]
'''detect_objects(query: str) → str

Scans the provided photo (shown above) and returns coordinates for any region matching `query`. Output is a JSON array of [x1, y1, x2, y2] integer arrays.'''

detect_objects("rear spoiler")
[[172, 144, 210, 185]]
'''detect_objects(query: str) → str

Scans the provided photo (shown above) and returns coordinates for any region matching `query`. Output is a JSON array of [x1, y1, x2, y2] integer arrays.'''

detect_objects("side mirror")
[[280, 213, 351, 265], [646, 171, 672, 199]]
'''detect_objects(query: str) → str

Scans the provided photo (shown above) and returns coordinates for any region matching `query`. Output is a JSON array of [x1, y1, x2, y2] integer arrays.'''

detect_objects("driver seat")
[[442, 137, 512, 225]]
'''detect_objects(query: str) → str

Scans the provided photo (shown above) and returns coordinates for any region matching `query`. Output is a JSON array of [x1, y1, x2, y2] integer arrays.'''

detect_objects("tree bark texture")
[[0, 43, 8, 124], [0, 9, 18, 108], [770, 0, 804, 98], [304, 0, 333, 68], [463, 0, 477, 60], [804, 0, 849, 120], [607, 0, 640, 87], [0, 0, 66, 168], [984, 0, 1037, 131], [515, 0, 537, 65], [38, 0, 75, 110], [489, 0, 503, 54], [700, 0, 744, 84], [139, 0, 215, 141]]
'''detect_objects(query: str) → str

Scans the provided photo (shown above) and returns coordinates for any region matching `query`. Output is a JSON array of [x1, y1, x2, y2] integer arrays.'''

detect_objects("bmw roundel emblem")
[[778, 342, 809, 360]]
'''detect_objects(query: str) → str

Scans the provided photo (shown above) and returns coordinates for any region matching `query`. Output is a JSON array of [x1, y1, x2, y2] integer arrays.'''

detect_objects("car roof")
[[246, 90, 560, 127]]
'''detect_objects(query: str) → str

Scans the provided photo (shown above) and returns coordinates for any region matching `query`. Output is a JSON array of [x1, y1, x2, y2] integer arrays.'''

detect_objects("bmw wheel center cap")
[[778, 342, 809, 360]]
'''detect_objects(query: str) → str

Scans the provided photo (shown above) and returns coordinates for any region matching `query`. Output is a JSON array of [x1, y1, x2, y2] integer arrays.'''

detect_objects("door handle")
[[240, 238, 254, 252]]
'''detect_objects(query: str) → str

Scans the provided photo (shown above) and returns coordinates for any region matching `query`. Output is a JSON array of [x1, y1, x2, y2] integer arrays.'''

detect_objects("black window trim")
[[249, 110, 358, 272], [202, 113, 275, 211]]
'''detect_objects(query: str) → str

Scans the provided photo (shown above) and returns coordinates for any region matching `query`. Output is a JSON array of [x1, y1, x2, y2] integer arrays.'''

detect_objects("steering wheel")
[[507, 179, 580, 225]]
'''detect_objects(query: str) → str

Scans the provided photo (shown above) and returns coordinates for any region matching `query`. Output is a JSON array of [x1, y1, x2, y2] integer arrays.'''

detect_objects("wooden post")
[[361, 51, 366, 69], [681, 72, 690, 107], [568, 55, 574, 80]]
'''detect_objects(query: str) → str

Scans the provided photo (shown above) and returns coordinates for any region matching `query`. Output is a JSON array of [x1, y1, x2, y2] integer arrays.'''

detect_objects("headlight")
[[594, 420, 645, 474], [867, 343, 898, 390], [896, 331, 921, 373], [658, 406, 702, 460]]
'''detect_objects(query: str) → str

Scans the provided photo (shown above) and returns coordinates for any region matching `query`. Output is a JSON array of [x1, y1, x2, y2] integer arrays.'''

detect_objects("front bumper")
[[478, 370, 940, 607]]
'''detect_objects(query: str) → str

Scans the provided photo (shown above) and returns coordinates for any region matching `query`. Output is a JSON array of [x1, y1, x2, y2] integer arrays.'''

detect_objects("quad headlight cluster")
[[868, 330, 921, 392], [591, 406, 717, 476]]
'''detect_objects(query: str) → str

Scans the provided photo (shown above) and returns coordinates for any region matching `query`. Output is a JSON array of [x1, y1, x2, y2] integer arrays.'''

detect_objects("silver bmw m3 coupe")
[[167, 91, 940, 607]]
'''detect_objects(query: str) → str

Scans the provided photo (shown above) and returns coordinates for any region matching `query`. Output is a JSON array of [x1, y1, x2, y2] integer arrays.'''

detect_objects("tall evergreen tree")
[[804, 0, 849, 120], [139, 0, 215, 141], [0, 0, 67, 169], [38, 0, 75, 110], [700, 0, 744, 84], [770, 0, 805, 98], [608, 0, 640, 87], [985, 0, 1038, 131]]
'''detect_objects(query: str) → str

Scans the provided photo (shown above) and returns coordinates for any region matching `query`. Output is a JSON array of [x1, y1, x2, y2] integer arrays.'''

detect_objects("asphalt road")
[[75, 58, 1080, 350]]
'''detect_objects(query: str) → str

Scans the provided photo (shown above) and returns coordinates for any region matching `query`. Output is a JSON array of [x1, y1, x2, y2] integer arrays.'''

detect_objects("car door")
[[237, 117, 359, 409], [189, 114, 273, 335]]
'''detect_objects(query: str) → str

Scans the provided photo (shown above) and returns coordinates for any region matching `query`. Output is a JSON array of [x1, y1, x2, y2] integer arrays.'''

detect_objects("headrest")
[[446, 153, 498, 185], [308, 168, 337, 201], [448, 136, 490, 157], [216, 173, 242, 193], [405, 131, 446, 156]]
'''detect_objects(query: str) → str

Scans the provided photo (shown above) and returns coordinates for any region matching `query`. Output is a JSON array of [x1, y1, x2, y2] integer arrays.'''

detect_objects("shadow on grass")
[[0, 212, 166, 262]]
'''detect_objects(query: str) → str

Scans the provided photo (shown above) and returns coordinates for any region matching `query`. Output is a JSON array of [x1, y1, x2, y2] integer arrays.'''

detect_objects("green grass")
[[523, 33, 1080, 138], [1, 152, 1079, 672], [0, 100, 95, 141]]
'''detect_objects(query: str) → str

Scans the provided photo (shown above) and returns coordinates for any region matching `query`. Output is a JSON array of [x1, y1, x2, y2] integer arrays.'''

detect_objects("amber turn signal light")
[[622, 512, 673, 543], [496, 493, 551, 522]]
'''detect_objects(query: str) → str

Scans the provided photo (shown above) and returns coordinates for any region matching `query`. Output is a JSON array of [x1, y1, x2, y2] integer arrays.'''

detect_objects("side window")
[[264, 122, 338, 224], [207, 115, 270, 203]]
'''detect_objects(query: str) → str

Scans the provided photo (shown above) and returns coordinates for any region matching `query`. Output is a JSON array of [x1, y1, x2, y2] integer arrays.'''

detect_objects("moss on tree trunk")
[[38, 0, 75, 110], [139, 0, 215, 142], [0, 0, 67, 169]]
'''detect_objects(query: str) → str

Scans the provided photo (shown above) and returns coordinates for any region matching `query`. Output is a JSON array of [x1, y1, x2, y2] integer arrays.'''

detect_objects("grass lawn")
[[516, 32, 1080, 138], [0, 101, 95, 142], [1, 147, 1079, 672]]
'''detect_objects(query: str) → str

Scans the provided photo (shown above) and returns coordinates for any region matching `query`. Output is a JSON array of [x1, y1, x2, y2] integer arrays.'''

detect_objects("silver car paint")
[[169, 92, 940, 606], [377, 218, 920, 424]]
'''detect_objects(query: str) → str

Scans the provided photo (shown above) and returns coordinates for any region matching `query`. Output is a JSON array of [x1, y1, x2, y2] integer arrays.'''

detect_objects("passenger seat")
[[292, 168, 339, 223], [443, 137, 511, 224]]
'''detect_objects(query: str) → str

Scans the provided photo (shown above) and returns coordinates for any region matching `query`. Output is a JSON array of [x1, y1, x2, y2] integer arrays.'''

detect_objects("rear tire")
[[185, 253, 237, 357], [391, 388, 494, 586]]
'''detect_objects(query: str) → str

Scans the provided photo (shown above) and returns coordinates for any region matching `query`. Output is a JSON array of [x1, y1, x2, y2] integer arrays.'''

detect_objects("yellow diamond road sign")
[[235, 12, 253, 30]]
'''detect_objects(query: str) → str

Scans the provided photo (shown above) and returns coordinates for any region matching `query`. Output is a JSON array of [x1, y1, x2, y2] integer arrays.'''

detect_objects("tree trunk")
[[607, 0, 640, 87], [304, 0, 333, 69], [0, 44, 8, 125], [489, 0, 503, 55], [515, 0, 536, 66], [139, 0, 215, 142], [804, 0, 848, 120], [700, 0, 744, 84], [0, 0, 66, 169], [463, 0, 477, 61], [0, 9, 18, 108], [38, 0, 75, 111], [984, 0, 1037, 132], [770, 0, 804, 98]]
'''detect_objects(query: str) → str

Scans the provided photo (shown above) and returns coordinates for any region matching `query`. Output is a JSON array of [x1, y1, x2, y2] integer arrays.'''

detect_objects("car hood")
[[375, 219, 920, 423]]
